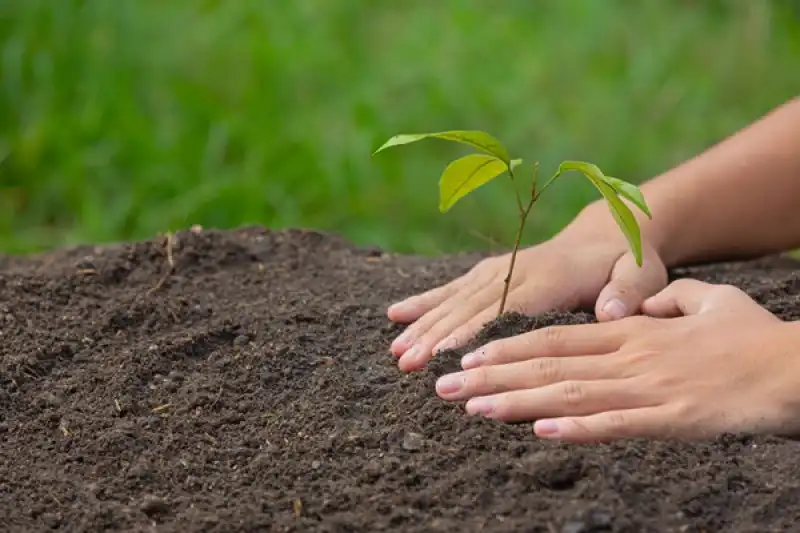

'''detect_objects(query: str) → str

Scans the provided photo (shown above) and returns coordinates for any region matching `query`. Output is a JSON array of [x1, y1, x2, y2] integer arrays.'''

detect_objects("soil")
[[2, 226, 800, 533]]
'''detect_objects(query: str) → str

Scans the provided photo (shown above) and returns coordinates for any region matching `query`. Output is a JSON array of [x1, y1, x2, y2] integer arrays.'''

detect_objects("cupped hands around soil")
[[2, 226, 800, 532]]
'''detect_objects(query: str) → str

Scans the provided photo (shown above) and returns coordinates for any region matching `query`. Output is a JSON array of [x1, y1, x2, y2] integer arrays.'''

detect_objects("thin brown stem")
[[498, 163, 540, 316], [507, 166, 524, 214]]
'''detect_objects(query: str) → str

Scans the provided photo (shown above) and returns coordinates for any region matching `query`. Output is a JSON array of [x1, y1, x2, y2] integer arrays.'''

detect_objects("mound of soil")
[[2, 227, 800, 532]]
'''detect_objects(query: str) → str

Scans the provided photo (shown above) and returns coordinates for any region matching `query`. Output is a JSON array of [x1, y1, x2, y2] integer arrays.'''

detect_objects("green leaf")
[[605, 176, 652, 218], [438, 153, 511, 213], [373, 130, 511, 165], [556, 161, 644, 266]]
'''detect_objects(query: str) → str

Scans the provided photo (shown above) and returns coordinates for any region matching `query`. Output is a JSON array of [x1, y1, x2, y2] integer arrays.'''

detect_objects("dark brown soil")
[[2, 227, 800, 533]]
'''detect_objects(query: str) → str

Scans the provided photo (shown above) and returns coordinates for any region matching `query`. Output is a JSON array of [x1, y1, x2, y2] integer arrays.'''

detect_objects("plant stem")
[[498, 163, 539, 317], [507, 166, 524, 214]]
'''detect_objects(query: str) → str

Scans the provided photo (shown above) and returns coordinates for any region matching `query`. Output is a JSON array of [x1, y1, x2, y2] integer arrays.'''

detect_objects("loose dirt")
[[2, 227, 800, 532]]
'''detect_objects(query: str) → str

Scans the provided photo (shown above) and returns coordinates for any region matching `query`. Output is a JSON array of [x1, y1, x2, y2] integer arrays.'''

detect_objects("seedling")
[[374, 130, 652, 316]]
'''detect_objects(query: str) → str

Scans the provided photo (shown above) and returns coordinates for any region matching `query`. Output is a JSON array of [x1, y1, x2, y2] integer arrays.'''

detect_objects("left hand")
[[434, 279, 800, 442]]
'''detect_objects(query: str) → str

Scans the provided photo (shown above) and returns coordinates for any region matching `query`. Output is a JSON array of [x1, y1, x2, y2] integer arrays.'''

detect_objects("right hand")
[[387, 218, 669, 373]]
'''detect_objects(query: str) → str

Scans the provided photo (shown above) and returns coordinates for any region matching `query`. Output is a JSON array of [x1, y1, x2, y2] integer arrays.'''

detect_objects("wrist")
[[565, 198, 682, 267]]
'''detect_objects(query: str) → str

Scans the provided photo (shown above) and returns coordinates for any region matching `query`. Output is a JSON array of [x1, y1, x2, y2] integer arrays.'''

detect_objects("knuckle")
[[604, 411, 628, 432], [469, 366, 491, 390], [485, 336, 522, 364], [714, 283, 745, 298], [670, 400, 695, 426], [536, 326, 566, 351], [670, 278, 697, 291], [624, 315, 660, 332], [644, 369, 680, 391], [623, 348, 659, 368], [529, 357, 563, 384], [561, 380, 585, 407]]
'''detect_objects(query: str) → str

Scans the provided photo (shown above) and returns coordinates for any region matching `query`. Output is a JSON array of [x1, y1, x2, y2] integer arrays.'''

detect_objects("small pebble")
[[561, 521, 586, 533], [401, 432, 424, 451], [140, 495, 170, 517], [561, 509, 613, 533], [39, 392, 62, 408], [40, 512, 61, 528]]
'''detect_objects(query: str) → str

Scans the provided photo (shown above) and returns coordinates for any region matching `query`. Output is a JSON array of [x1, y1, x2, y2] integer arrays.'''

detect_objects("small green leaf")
[[605, 176, 652, 218], [374, 130, 511, 165], [557, 161, 644, 266], [439, 153, 510, 213]]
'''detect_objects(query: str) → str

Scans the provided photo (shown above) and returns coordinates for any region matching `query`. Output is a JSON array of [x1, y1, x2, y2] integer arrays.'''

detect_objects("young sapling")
[[374, 130, 652, 316]]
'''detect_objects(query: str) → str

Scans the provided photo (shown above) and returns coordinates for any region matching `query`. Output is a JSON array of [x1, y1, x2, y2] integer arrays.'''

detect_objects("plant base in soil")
[[2, 226, 800, 532]]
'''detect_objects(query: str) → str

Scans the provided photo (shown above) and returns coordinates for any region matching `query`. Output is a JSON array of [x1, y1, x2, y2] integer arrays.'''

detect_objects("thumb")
[[595, 246, 668, 321], [641, 278, 733, 317]]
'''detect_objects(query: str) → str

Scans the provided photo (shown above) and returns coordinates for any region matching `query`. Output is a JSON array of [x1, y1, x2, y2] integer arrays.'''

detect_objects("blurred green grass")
[[0, 1, 798, 256]]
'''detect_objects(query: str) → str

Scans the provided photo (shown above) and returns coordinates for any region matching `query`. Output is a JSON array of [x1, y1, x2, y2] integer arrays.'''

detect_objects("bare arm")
[[574, 96, 800, 267]]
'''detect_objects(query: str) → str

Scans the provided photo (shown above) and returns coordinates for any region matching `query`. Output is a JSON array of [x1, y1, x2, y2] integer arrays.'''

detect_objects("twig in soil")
[[395, 267, 410, 279], [151, 403, 172, 413], [48, 491, 62, 506], [210, 386, 223, 408], [148, 232, 176, 294], [114, 398, 122, 413]]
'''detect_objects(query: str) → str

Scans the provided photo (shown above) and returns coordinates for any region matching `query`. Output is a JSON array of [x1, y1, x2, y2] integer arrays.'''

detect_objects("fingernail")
[[393, 330, 414, 348], [400, 345, 421, 365], [436, 373, 464, 394], [534, 419, 560, 438], [602, 298, 627, 320], [466, 398, 494, 416], [461, 351, 484, 369]]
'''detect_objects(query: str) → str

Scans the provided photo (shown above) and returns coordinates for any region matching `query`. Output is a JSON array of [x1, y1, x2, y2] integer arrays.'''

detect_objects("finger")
[[387, 277, 465, 325], [464, 378, 653, 422], [436, 354, 626, 401], [397, 284, 498, 372], [533, 406, 679, 443], [430, 299, 501, 355], [595, 247, 668, 322], [460, 320, 635, 370], [389, 275, 487, 356], [641, 279, 736, 317], [438, 282, 578, 356]]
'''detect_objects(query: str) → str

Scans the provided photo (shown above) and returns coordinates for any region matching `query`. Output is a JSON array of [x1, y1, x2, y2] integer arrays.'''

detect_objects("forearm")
[[577, 97, 800, 267]]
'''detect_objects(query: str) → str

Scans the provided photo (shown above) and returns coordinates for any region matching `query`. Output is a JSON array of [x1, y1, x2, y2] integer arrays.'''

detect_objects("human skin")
[[435, 279, 800, 442], [387, 96, 800, 440], [388, 96, 800, 374]]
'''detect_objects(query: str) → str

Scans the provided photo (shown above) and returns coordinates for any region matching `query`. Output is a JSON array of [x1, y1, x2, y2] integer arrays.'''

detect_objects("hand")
[[433, 279, 800, 443], [388, 220, 668, 373]]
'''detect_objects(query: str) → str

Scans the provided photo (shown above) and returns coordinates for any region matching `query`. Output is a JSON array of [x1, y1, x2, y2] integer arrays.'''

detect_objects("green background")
[[1, 1, 799, 255]]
